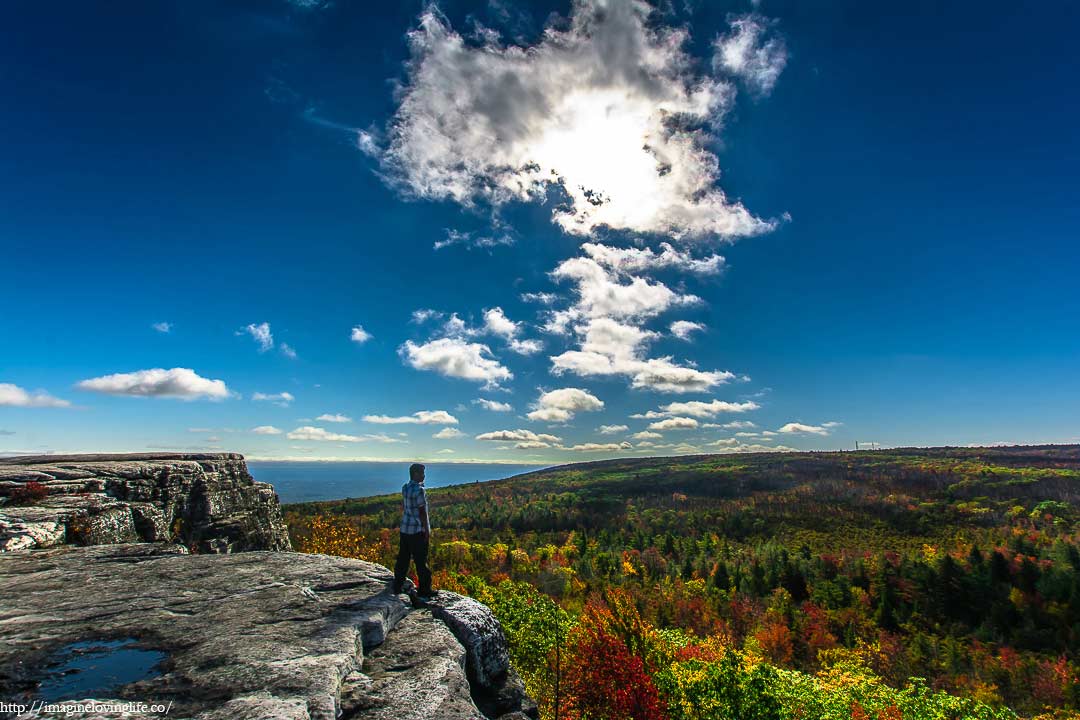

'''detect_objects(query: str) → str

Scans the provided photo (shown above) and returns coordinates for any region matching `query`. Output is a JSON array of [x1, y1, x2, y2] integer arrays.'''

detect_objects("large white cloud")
[[0, 383, 71, 408], [381, 0, 775, 241], [527, 387, 604, 423], [399, 337, 512, 387], [363, 410, 458, 425], [76, 369, 230, 401]]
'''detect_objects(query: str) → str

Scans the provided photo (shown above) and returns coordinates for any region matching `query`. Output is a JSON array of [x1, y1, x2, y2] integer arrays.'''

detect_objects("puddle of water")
[[34, 640, 166, 702]]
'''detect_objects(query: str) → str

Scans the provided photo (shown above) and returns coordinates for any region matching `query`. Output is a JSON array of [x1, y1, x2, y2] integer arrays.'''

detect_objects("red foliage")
[[1031, 656, 1075, 707], [564, 625, 666, 720], [754, 620, 794, 666]]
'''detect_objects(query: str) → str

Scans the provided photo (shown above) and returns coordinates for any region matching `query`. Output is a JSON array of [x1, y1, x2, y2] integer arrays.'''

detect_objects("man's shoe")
[[418, 590, 439, 601]]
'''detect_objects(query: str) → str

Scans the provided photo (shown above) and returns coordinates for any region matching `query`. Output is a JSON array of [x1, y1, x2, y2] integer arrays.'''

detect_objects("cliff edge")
[[0, 453, 291, 553]]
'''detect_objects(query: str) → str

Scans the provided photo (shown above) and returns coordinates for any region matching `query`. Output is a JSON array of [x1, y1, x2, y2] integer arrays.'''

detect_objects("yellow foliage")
[[299, 514, 380, 562]]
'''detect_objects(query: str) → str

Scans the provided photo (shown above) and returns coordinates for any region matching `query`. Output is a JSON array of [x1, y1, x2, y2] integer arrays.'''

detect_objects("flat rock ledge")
[[0, 454, 291, 553], [0, 545, 536, 720]]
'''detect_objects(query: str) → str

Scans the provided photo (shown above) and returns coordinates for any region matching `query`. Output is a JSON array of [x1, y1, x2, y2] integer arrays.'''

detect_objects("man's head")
[[409, 463, 426, 483]]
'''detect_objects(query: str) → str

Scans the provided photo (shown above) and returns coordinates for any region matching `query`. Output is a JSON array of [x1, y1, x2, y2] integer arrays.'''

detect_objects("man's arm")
[[419, 486, 430, 536]]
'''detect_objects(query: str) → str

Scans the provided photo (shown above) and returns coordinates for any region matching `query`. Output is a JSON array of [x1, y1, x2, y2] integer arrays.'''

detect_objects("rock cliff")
[[0, 454, 291, 553], [0, 454, 536, 719], [0, 544, 536, 720]]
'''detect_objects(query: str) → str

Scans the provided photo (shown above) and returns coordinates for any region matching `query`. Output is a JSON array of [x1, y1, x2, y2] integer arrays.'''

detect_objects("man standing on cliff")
[[393, 463, 436, 600]]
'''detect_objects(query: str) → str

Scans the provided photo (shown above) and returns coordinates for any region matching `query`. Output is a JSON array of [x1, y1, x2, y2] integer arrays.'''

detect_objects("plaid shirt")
[[400, 479, 429, 534]]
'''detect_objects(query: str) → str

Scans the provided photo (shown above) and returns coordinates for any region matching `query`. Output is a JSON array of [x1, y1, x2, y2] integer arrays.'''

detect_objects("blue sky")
[[2, 0, 1078, 462]]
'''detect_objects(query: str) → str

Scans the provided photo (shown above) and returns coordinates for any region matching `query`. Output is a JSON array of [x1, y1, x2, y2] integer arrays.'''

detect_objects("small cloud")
[[434, 228, 515, 251], [0, 429, 16, 436], [238, 322, 274, 352], [286, 426, 406, 443], [474, 398, 513, 412], [476, 429, 561, 444], [287, 426, 363, 442], [648, 417, 699, 431], [527, 387, 604, 423], [280, 343, 298, 360], [565, 442, 633, 452], [656, 399, 760, 418], [598, 424, 629, 435], [713, 13, 788, 97], [316, 413, 353, 423], [0, 383, 72, 408], [433, 427, 466, 439], [521, 292, 559, 305], [252, 426, 283, 435], [363, 410, 459, 425], [350, 325, 373, 344], [670, 320, 705, 341], [437, 448, 455, 454], [76, 369, 229, 401], [778, 422, 831, 436], [253, 391, 295, 407], [152, 322, 173, 334], [631, 430, 663, 440]]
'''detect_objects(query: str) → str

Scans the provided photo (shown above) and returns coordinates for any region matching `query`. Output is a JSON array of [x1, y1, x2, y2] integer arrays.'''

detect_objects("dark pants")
[[393, 531, 432, 594]]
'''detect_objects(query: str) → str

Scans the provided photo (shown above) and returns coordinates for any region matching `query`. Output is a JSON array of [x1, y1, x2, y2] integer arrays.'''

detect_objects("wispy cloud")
[[316, 413, 352, 423], [286, 426, 404, 443], [713, 14, 788, 97], [238, 322, 274, 352], [252, 391, 295, 407], [251, 425, 283, 435], [151, 322, 172, 334]]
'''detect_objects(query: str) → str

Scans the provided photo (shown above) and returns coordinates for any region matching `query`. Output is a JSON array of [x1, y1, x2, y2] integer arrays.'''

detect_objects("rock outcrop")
[[0, 454, 291, 553], [0, 544, 536, 720]]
